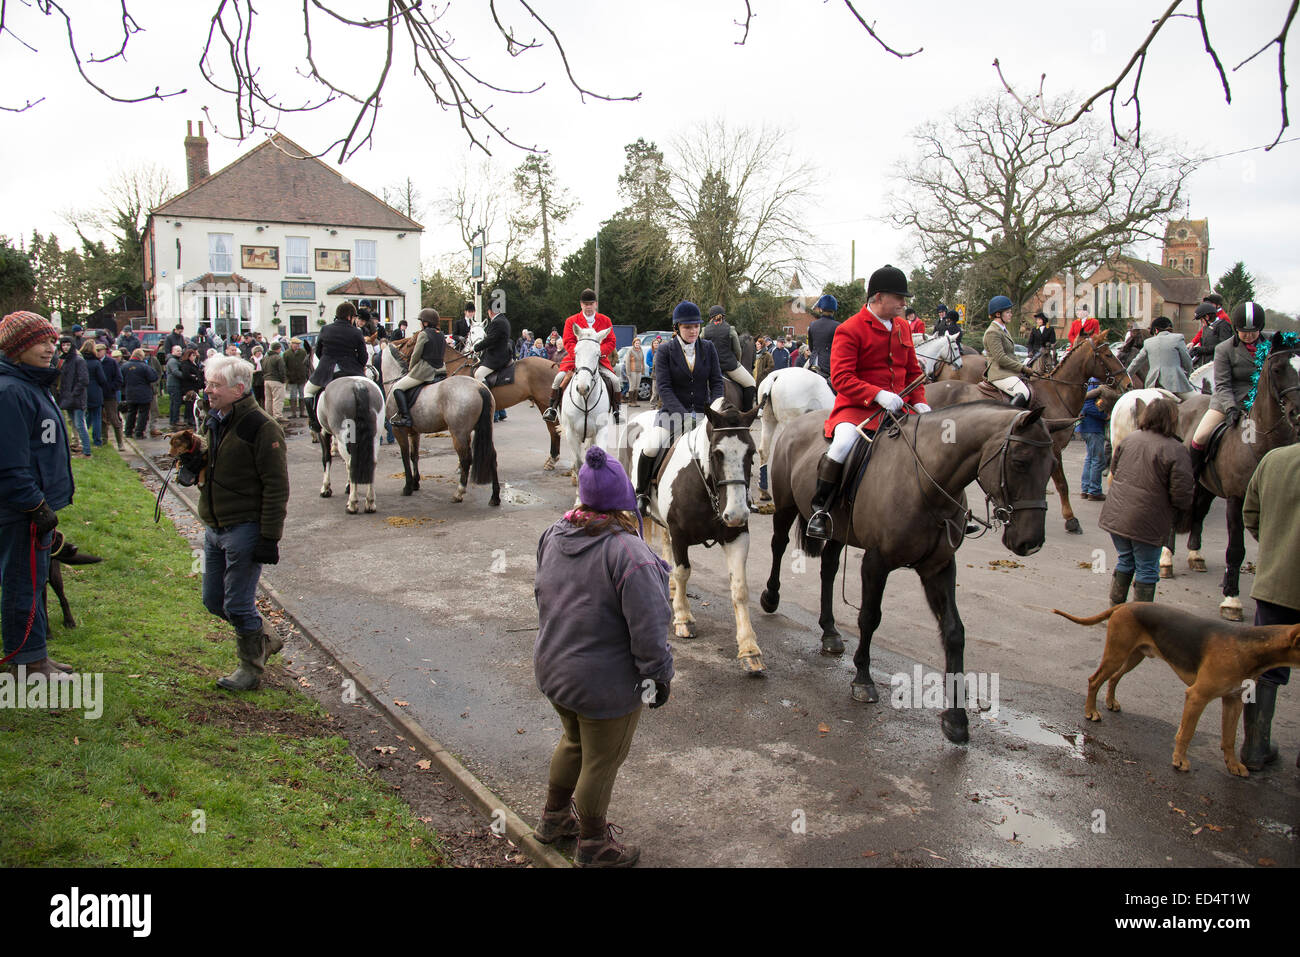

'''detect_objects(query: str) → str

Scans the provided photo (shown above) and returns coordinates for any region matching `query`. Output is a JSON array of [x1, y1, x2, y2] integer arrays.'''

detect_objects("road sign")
[[956, 304, 966, 322], [471, 246, 483, 281]]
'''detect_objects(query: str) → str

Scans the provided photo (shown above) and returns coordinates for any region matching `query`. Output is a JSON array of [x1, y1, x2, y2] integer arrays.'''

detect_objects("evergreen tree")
[[512, 154, 575, 279], [1213, 261, 1256, 311]]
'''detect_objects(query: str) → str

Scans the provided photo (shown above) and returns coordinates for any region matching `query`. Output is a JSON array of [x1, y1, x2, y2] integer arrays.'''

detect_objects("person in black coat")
[[1026, 311, 1057, 363], [121, 349, 159, 438], [304, 302, 367, 434], [57, 339, 91, 455], [473, 304, 512, 378], [635, 302, 724, 514], [80, 340, 109, 448], [807, 295, 840, 381], [452, 302, 473, 349]]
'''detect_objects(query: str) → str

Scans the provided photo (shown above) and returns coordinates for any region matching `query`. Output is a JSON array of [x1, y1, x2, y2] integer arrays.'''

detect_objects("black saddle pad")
[[484, 363, 516, 388], [1204, 417, 1233, 462]]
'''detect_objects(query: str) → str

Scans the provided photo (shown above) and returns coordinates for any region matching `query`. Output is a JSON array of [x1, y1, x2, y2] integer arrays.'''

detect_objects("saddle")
[[483, 362, 516, 388], [821, 427, 881, 509], [406, 373, 448, 406], [978, 379, 1033, 405], [1202, 417, 1235, 463]]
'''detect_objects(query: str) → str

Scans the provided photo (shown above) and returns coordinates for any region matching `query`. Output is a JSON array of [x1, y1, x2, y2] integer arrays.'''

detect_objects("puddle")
[[979, 707, 1089, 760], [989, 805, 1078, 850], [499, 483, 543, 506], [1257, 818, 1295, 840]]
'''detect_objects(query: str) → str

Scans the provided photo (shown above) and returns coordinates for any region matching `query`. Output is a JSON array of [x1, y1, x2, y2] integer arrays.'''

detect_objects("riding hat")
[[1232, 301, 1267, 332], [708, 305, 727, 319], [1033, 310, 1048, 320], [418, 307, 440, 326], [1194, 302, 1217, 320], [1203, 293, 1225, 308], [987, 295, 1014, 316], [865, 265, 910, 299], [814, 294, 839, 314], [580, 288, 597, 304], [672, 301, 703, 325]]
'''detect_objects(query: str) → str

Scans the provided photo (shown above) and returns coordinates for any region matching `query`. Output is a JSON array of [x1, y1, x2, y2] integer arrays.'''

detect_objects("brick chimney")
[[184, 120, 210, 188]]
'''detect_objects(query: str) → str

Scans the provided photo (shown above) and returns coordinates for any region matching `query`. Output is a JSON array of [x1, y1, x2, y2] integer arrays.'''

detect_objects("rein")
[[689, 423, 753, 520]]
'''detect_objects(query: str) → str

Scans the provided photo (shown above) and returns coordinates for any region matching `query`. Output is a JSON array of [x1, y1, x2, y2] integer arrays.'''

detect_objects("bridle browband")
[[692, 423, 753, 519]]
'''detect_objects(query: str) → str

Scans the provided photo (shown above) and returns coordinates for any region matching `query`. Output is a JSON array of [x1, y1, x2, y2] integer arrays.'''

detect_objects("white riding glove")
[[875, 390, 904, 413], [913, 402, 932, 414]]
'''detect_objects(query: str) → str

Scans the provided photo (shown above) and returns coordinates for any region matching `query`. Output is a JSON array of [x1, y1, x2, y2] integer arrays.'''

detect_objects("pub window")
[[209, 233, 234, 273], [286, 236, 309, 275], [355, 239, 377, 279]]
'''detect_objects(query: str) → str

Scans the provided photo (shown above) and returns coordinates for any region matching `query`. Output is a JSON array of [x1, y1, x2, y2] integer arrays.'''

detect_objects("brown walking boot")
[[576, 816, 640, 868], [534, 785, 580, 844]]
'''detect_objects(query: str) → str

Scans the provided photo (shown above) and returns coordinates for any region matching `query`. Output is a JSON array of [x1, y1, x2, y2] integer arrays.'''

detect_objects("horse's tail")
[[349, 381, 378, 485], [1052, 606, 1120, 626], [470, 386, 496, 485], [795, 516, 826, 559]]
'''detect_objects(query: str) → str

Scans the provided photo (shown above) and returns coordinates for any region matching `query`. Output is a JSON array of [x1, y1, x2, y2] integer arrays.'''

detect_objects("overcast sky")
[[2, 1, 1296, 312]]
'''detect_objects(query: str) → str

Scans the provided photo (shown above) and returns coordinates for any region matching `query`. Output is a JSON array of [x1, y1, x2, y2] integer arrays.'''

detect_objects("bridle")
[[569, 341, 605, 440], [976, 415, 1053, 525], [690, 423, 753, 520]]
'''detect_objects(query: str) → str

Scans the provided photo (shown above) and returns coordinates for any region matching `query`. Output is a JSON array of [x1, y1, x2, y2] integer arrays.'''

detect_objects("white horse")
[[1189, 361, 1214, 394], [913, 331, 965, 380], [754, 368, 834, 503], [561, 326, 613, 486]]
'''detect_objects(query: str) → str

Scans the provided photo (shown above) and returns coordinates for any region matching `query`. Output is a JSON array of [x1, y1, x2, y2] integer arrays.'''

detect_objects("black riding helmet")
[[1194, 302, 1217, 321], [1232, 301, 1267, 333]]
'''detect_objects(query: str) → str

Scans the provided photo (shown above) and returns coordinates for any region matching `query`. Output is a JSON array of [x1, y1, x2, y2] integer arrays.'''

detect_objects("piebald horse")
[[316, 376, 386, 514], [628, 402, 764, 673], [762, 404, 1069, 741], [378, 348, 501, 505]]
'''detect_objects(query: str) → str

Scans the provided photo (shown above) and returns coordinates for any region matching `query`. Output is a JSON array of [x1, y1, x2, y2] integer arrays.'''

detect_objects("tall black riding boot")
[[741, 385, 756, 412], [305, 395, 322, 436], [805, 454, 843, 540], [635, 450, 661, 517], [1189, 443, 1208, 482], [390, 389, 413, 428], [1240, 677, 1280, 771], [607, 377, 621, 424], [542, 386, 562, 423]]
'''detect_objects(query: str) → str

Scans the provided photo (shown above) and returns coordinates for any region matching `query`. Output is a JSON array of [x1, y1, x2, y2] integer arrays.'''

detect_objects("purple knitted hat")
[[577, 446, 636, 512]]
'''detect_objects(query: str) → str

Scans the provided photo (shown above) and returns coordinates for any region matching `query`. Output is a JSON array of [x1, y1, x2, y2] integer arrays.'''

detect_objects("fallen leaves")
[[415, 759, 432, 771], [394, 700, 409, 707], [817, 722, 830, 735], [373, 745, 398, 755]]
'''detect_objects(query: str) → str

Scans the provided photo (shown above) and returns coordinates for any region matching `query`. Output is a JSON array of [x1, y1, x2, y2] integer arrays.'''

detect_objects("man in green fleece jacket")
[[198, 354, 290, 691]]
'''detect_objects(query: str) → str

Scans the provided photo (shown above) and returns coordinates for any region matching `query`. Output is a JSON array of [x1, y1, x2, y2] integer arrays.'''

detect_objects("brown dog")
[[166, 429, 208, 488], [1053, 602, 1300, 777]]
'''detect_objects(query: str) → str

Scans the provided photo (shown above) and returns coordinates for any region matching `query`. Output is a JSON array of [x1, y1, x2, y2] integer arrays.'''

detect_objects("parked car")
[[137, 329, 168, 357], [297, 332, 320, 354]]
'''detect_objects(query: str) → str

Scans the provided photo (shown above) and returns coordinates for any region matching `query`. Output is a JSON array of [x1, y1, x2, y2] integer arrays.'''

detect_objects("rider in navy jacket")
[[654, 324, 724, 418]]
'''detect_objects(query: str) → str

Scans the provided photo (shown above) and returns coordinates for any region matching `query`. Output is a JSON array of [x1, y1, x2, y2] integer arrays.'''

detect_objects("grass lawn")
[[0, 448, 445, 867]]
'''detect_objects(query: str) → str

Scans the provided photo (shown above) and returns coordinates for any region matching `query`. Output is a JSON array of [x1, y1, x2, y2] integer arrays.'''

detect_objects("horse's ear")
[[595, 327, 611, 342], [739, 407, 760, 428], [1134, 397, 1148, 420], [1018, 407, 1044, 428]]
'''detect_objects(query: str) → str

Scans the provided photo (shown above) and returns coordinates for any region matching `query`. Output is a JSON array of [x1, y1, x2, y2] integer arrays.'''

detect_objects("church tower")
[[1162, 219, 1209, 276]]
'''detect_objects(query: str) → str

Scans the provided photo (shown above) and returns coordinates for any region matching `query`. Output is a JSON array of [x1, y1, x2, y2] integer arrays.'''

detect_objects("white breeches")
[[992, 377, 1030, 402], [827, 422, 861, 464], [1193, 408, 1226, 446], [303, 381, 322, 398], [724, 366, 755, 388], [554, 367, 619, 390]]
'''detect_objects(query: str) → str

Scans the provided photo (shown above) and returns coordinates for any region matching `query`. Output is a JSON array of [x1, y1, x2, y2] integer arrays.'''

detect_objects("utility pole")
[[850, 240, 856, 282], [594, 231, 601, 301]]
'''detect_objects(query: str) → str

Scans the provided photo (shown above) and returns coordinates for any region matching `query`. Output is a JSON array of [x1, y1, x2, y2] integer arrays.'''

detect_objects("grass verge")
[[0, 447, 445, 866]]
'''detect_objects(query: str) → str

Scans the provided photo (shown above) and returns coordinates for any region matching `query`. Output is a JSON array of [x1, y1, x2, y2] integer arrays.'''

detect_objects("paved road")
[[140, 407, 1298, 867]]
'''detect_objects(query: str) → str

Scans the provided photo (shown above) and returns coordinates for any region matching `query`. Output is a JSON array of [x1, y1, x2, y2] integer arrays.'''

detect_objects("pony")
[[628, 402, 764, 673], [315, 376, 386, 514], [925, 334, 1132, 534], [754, 367, 835, 504], [762, 404, 1069, 741], [378, 348, 501, 505], [559, 326, 614, 486]]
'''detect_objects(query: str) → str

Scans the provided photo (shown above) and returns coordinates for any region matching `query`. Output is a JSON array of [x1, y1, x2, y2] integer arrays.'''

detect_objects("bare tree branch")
[[1233, 0, 1297, 149], [842, 0, 921, 58], [734, 1, 753, 45]]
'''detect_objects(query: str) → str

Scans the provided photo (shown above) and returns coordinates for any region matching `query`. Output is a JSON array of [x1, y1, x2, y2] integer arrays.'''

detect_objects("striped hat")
[[0, 311, 59, 360]]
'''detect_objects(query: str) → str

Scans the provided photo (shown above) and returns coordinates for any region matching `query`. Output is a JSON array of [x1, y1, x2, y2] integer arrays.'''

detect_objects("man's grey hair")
[[204, 355, 253, 394]]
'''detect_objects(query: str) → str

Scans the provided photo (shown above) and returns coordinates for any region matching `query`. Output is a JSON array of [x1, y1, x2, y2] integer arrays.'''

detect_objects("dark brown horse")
[[762, 404, 1068, 742], [926, 335, 1132, 534], [1168, 346, 1300, 619]]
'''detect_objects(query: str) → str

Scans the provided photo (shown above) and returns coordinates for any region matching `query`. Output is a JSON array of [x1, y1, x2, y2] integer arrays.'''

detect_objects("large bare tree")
[[889, 93, 1196, 310], [437, 158, 524, 280], [666, 120, 818, 307]]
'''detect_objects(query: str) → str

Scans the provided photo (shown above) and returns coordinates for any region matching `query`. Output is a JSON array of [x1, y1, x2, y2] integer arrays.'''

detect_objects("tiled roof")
[[325, 277, 404, 297], [154, 135, 422, 232], [1115, 257, 1210, 305], [181, 272, 267, 293]]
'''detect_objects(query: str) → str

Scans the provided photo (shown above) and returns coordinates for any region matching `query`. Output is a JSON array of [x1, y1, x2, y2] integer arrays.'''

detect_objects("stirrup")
[[806, 509, 832, 540]]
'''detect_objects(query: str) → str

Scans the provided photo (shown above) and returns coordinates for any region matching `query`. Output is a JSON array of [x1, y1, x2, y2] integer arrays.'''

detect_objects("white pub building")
[[143, 122, 422, 339]]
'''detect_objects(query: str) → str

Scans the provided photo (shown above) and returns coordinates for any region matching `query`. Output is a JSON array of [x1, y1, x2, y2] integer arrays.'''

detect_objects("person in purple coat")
[[532, 446, 673, 867]]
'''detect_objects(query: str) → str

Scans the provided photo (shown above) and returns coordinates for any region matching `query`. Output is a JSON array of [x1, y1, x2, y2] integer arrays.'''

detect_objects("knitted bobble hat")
[[0, 311, 59, 360], [577, 446, 637, 513]]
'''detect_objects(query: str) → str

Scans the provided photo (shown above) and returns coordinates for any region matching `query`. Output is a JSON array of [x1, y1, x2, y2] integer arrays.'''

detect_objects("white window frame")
[[209, 233, 234, 274], [286, 236, 309, 276], [355, 239, 377, 280]]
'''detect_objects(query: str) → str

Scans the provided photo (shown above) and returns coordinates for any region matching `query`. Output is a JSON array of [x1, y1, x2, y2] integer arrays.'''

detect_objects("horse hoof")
[[489, 496, 501, 507], [1064, 517, 1082, 535], [320, 489, 332, 498], [757, 489, 772, 503], [851, 681, 878, 704], [741, 654, 766, 675], [1159, 564, 1173, 580], [674, 623, 695, 639], [543, 460, 556, 471], [346, 505, 358, 515], [402, 487, 413, 497], [821, 634, 845, 656], [1219, 601, 1243, 622], [941, 710, 970, 744], [759, 589, 779, 614], [1189, 557, 1207, 572], [452, 494, 465, 504], [365, 505, 376, 514]]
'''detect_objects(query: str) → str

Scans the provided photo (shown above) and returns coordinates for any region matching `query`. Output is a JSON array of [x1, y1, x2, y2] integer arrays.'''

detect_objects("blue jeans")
[[1110, 534, 1163, 585], [0, 520, 52, 664], [202, 522, 265, 633], [67, 409, 91, 452], [1081, 432, 1104, 494], [88, 405, 103, 446]]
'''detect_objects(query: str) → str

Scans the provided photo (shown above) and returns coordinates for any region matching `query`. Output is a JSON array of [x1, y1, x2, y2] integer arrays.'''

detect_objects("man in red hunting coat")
[[543, 288, 621, 423], [807, 265, 932, 540]]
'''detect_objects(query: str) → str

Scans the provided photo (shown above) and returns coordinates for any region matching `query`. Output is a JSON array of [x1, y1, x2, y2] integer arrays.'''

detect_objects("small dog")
[[47, 531, 103, 628], [1054, 602, 1300, 776], [167, 429, 208, 488]]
